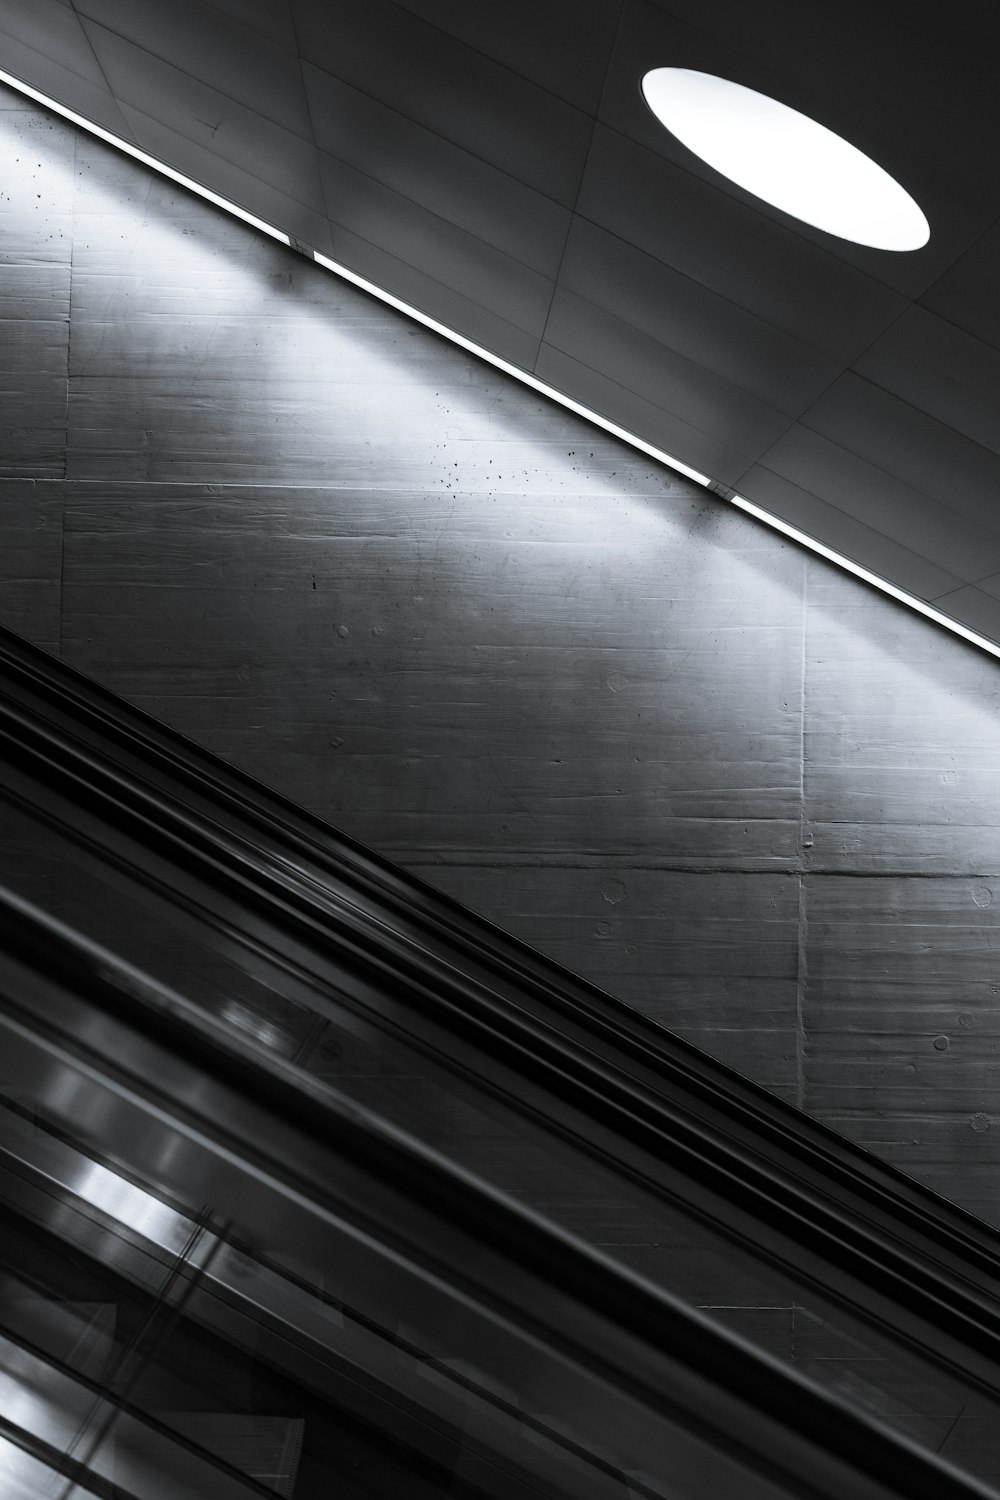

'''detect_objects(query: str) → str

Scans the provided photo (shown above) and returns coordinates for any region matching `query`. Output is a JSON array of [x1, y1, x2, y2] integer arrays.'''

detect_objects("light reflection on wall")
[[0, 70, 997, 658]]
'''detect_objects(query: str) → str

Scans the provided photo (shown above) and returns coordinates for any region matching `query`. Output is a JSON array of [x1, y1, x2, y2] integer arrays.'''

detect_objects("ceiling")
[[4, 0, 1000, 645]]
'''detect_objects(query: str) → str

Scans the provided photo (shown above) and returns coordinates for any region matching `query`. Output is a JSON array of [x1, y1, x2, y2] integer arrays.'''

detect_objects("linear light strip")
[[311, 249, 713, 484], [0, 66, 291, 244], [728, 494, 1000, 659], [3, 66, 997, 661]]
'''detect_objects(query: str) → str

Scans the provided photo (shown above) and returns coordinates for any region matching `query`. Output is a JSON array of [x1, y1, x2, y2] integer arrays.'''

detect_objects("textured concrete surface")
[[7, 0, 1000, 650], [2, 87, 1000, 1243]]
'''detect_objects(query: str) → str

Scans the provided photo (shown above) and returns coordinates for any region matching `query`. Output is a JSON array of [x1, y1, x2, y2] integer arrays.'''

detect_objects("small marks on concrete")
[[972, 884, 993, 907], [971, 1113, 991, 1133], [335, 624, 349, 638], [602, 879, 627, 906], [941, 769, 959, 785], [932, 1035, 950, 1052]]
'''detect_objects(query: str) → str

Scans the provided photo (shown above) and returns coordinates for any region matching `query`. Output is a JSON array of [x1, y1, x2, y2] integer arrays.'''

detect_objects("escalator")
[[1, 618, 1000, 1499]]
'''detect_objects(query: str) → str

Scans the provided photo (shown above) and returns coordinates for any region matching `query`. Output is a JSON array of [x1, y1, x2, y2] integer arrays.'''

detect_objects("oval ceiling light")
[[641, 67, 929, 251]]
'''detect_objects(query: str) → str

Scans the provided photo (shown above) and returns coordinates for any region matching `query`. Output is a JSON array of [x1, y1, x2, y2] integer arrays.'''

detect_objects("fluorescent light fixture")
[[0, 69, 992, 660], [641, 67, 929, 252]]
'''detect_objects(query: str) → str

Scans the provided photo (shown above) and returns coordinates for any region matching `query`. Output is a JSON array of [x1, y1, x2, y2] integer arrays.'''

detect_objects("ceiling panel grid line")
[[534, 0, 628, 368]]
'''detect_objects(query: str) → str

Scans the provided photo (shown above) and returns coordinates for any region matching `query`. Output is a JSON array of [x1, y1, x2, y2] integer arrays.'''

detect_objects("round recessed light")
[[641, 67, 929, 252]]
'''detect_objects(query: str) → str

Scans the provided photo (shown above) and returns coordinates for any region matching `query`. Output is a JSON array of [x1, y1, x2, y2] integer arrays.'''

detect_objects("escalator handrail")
[[0, 884, 996, 1500], [1, 625, 1000, 1368]]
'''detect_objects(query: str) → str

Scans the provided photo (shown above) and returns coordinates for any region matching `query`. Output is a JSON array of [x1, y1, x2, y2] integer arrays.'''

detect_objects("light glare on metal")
[[641, 68, 929, 252]]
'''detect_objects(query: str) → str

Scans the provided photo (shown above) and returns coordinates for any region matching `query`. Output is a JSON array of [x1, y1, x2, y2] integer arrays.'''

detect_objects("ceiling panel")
[[81, 20, 327, 214], [303, 62, 570, 278], [967, 572, 1000, 606], [558, 215, 839, 416], [799, 373, 1000, 541], [575, 126, 907, 363], [318, 151, 554, 339], [116, 101, 334, 254], [291, 0, 593, 207], [924, 585, 1000, 642], [74, 0, 312, 139], [736, 464, 964, 603], [179, 0, 297, 50], [753, 423, 1000, 585], [0, 0, 107, 84], [854, 306, 1000, 459], [535, 340, 753, 484], [329, 220, 544, 371], [0, 4, 138, 142], [388, 0, 623, 113], [919, 220, 1000, 354], [543, 286, 791, 472]]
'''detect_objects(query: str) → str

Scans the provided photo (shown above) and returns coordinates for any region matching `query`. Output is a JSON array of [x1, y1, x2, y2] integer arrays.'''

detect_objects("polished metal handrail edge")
[[0, 892, 995, 1500], [1, 625, 999, 1361]]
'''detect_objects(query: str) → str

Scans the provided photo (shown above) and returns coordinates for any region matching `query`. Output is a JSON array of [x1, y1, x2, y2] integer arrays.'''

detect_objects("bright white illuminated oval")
[[641, 68, 929, 252]]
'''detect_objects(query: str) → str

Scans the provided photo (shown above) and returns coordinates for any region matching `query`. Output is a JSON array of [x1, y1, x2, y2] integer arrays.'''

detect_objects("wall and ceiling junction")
[[1, 0, 1000, 646]]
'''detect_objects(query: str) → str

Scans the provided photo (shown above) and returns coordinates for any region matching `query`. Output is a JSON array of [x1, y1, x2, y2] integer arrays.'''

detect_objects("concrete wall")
[[6, 1, 1000, 653], [4, 86, 1000, 1224]]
